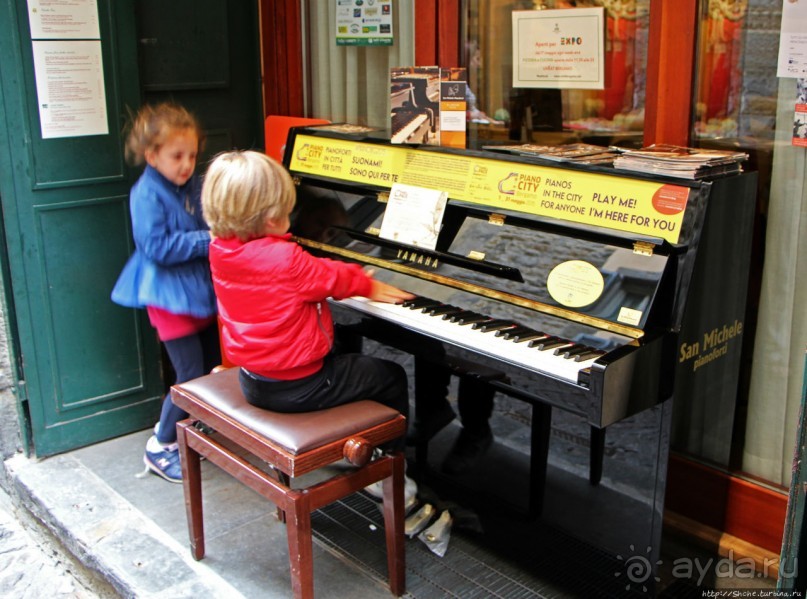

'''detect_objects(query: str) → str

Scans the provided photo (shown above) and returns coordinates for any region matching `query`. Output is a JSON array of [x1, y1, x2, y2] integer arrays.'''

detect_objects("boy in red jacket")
[[201, 151, 413, 446]]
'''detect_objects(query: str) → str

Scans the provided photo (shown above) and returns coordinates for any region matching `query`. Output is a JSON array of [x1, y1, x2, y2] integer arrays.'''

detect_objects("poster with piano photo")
[[390, 66, 441, 145]]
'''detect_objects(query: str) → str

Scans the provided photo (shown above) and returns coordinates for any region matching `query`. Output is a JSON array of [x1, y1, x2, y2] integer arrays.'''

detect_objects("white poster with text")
[[32, 40, 108, 139], [512, 8, 605, 89]]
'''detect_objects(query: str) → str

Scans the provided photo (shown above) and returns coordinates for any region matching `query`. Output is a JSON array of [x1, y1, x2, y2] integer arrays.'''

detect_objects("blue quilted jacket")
[[111, 165, 216, 318]]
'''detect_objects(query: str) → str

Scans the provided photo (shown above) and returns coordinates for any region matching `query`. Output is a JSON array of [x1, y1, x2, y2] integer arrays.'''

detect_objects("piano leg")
[[589, 426, 606, 486], [529, 402, 551, 518]]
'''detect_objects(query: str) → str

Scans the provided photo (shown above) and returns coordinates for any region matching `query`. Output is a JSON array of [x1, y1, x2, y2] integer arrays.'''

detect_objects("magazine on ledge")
[[612, 144, 748, 179], [482, 143, 619, 164]]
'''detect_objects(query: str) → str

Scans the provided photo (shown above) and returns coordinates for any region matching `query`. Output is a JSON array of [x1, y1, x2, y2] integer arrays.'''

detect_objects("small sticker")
[[546, 260, 604, 308], [618, 306, 643, 326]]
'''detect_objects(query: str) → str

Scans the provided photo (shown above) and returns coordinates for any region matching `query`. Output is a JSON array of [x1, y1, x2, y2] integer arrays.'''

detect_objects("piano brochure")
[[612, 144, 748, 179], [378, 183, 448, 251]]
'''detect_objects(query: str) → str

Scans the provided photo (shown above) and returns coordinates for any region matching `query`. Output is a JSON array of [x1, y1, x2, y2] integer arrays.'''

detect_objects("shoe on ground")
[[441, 429, 493, 475], [143, 437, 182, 483], [406, 403, 455, 446]]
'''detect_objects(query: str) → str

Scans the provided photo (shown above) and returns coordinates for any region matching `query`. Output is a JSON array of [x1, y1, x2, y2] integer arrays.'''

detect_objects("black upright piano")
[[282, 125, 756, 580]]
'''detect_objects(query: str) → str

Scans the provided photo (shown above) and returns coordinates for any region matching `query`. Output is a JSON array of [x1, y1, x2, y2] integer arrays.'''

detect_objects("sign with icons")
[[335, 0, 394, 46]]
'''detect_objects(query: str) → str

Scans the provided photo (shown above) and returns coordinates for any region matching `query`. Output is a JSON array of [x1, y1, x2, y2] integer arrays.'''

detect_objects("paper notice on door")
[[27, 0, 100, 40], [379, 183, 448, 251], [32, 40, 108, 139]]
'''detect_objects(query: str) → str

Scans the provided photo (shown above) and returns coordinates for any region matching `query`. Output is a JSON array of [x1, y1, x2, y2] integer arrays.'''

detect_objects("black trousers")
[[239, 353, 409, 451], [415, 358, 495, 438], [157, 322, 221, 444]]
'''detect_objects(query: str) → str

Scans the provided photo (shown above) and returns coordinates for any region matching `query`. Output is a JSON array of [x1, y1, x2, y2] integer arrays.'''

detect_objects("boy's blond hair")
[[202, 151, 296, 241]]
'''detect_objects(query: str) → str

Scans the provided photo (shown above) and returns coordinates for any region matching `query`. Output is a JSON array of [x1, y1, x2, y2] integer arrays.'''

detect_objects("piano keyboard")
[[337, 295, 605, 385], [390, 113, 429, 143]]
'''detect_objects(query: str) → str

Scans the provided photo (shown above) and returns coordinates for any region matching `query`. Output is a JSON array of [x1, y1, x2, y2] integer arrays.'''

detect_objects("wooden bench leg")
[[276, 470, 290, 523], [286, 493, 314, 599], [382, 453, 406, 596], [177, 421, 205, 560]]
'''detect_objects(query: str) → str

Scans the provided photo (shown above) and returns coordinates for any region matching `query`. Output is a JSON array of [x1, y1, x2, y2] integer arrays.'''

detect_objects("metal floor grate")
[[311, 492, 666, 598]]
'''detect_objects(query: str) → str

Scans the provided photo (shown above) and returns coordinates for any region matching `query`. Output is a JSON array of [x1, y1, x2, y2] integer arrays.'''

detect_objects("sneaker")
[[406, 403, 455, 446], [143, 441, 183, 483], [441, 429, 493, 475]]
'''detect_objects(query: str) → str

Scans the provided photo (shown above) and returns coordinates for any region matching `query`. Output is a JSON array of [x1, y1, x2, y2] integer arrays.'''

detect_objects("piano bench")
[[170, 367, 407, 599]]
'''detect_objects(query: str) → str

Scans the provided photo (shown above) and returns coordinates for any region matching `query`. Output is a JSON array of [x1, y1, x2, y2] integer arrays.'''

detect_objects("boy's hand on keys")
[[368, 279, 415, 304]]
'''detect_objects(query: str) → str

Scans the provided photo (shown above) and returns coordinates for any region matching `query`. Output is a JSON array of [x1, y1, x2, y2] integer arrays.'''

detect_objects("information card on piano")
[[379, 183, 447, 250]]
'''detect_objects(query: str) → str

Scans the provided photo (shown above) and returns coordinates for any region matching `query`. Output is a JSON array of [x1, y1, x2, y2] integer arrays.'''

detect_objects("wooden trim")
[[260, 0, 305, 117], [664, 511, 780, 578], [414, 0, 460, 67], [644, 0, 698, 146], [437, 0, 460, 67], [415, 0, 438, 65], [666, 454, 787, 554]]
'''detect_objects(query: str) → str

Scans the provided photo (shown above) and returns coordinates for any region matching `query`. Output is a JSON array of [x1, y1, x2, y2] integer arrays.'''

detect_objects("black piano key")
[[527, 336, 558, 348], [417, 302, 443, 312], [401, 297, 434, 309], [435, 307, 467, 319], [406, 298, 443, 311], [538, 340, 572, 351], [530, 337, 570, 350], [557, 345, 592, 358], [455, 313, 491, 326], [474, 320, 516, 333], [574, 350, 605, 362], [495, 325, 532, 338], [444, 310, 475, 322], [511, 332, 548, 343], [426, 304, 460, 316]]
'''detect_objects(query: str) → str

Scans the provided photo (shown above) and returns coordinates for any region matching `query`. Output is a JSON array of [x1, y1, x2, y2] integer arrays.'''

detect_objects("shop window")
[[465, 0, 649, 149], [691, 0, 807, 487], [305, 0, 414, 128]]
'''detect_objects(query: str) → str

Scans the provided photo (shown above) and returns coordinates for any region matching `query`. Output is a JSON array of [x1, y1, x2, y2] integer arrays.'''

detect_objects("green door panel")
[[35, 197, 152, 409]]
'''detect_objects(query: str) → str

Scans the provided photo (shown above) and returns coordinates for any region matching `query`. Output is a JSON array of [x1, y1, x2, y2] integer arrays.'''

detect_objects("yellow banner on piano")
[[289, 134, 691, 243]]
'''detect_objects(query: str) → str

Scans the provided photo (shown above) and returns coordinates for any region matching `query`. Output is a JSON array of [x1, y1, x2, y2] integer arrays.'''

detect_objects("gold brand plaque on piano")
[[289, 134, 691, 243]]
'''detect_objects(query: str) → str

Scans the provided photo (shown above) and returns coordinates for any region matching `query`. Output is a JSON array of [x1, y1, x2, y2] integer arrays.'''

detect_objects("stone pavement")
[[0, 484, 107, 598]]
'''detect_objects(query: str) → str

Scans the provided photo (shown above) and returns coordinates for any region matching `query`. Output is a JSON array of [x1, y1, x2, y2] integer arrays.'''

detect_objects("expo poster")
[[512, 8, 605, 90]]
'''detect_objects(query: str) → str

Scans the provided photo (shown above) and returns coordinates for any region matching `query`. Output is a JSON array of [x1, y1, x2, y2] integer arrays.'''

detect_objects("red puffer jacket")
[[209, 234, 372, 379]]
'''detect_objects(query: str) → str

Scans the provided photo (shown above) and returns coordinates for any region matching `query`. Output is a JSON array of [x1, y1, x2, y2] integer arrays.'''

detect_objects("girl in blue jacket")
[[112, 103, 220, 483]]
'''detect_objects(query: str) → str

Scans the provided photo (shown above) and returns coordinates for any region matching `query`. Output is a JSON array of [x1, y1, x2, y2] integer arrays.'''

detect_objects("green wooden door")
[[135, 0, 264, 161], [0, 0, 262, 456], [0, 0, 161, 456]]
